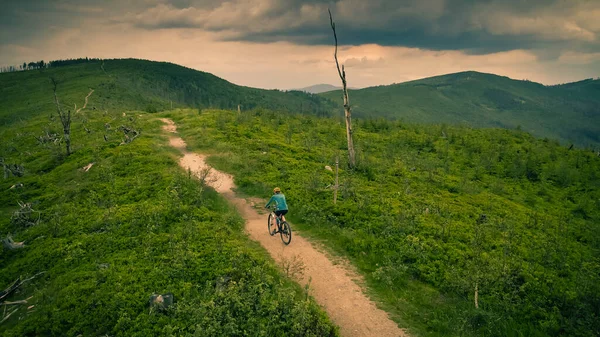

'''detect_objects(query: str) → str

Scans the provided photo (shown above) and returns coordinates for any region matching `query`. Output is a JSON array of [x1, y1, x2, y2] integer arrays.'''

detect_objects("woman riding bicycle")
[[265, 187, 288, 226]]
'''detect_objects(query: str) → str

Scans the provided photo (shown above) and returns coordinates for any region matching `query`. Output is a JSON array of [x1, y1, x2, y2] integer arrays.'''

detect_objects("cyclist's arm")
[[265, 196, 275, 208]]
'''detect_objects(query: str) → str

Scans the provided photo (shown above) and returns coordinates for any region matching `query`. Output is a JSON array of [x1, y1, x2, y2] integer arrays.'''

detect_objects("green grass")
[[2, 58, 599, 336], [0, 105, 338, 335], [0, 58, 336, 127], [321, 71, 600, 147], [167, 108, 600, 337]]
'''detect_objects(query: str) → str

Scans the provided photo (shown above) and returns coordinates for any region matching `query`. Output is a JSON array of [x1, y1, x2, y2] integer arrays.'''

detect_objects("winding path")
[[76, 89, 94, 113], [160, 118, 407, 337]]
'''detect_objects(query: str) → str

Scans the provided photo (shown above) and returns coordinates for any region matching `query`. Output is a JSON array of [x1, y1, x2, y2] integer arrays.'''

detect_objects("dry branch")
[[1, 158, 24, 179], [0, 279, 21, 302], [0, 272, 45, 324], [0, 308, 18, 325], [50, 77, 72, 156], [81, 163, 94, 172], [10, 201, 41, 228], [35, 130, 61, 145], [2, 235, 24, 250], [118, 125, 140, 145], [1, 296, 32, 306], [0, 272, 45, 302]]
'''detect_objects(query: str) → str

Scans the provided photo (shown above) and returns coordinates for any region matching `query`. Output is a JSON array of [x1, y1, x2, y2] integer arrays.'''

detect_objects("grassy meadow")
[[2, 59, 599, 336], [167, 108, 599, 337], [0, 102, 338, 335]]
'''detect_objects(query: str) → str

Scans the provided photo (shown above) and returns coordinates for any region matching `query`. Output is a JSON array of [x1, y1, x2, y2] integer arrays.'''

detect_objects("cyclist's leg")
[[274, 210, 284, 231], [279, 210, 288, 222], [271, 213, 278, 233]]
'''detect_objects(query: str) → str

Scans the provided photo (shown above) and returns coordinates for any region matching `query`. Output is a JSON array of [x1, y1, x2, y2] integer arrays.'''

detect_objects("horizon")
[[1, 0, 599, 90], [2, 57, 597, 91]]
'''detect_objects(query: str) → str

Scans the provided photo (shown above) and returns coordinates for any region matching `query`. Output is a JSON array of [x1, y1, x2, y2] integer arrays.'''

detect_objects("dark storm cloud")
[[122, 0, 600, 54], [0, 0, 110, 46], [2, 0, 597, 55]]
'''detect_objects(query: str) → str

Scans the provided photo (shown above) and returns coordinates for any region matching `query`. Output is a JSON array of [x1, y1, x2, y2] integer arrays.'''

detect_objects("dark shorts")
[[275, 210, 288, 217]]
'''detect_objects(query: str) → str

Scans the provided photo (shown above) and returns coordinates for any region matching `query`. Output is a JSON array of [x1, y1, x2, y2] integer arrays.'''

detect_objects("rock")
[[325, 165, 333, 172]]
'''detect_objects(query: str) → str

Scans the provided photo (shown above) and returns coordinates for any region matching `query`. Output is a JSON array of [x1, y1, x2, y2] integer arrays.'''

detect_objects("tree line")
[[0, 58, 102, 73]]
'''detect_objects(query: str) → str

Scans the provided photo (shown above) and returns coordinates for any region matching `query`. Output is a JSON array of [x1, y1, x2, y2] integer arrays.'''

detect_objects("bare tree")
[[50, 77, 72, 156], [329, 9, 356, 168]]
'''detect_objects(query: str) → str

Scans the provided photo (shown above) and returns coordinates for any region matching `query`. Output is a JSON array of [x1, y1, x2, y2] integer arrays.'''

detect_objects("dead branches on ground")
[[35, 130, 61, 146], [118, 125, 140, 145], [50, 77, 72, 156], [1, 158, 24, 179], [10, 201, 40, 228], [2, 235, 24, 250], [0, 272, 45, 325]]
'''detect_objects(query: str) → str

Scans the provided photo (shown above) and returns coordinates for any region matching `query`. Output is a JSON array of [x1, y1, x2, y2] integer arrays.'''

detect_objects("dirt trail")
[[160, 118, 407, 337], [76, 89, 94, 113]]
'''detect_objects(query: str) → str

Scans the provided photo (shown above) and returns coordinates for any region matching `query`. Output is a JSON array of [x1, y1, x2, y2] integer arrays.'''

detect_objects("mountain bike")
[[267, 206, 292, 245]]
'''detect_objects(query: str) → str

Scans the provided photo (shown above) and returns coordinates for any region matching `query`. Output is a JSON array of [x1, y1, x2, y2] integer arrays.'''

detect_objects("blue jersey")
[[265, 194, 288, 211]]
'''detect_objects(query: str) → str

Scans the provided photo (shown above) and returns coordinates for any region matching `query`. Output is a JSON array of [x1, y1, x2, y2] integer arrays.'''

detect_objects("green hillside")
[[0, 58, 335, 126], [168, 108, 599, 337], [1, 60, 599, 336], [0, 63, 338, 335], [320, 72, 600, 146]]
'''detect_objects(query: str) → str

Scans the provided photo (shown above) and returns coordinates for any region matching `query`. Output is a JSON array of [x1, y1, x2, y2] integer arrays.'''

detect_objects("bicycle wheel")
[[279, 221, 292, 245], [268, 213, 276, 236]]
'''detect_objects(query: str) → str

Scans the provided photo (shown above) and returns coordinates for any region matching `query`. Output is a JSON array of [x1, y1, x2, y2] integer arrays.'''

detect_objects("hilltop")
[[0, 58, 336, 126], [320, 71, 600, 146]]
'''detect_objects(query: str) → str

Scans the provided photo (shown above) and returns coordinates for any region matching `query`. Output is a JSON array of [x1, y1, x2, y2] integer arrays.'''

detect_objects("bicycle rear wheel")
[[268, 213, 276, 236], [279, 221, 292, 245]]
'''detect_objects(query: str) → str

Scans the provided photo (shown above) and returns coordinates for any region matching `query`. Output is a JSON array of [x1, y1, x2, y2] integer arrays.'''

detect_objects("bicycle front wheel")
[[268, 213, 276, 236], [279, 221, 292, 245]]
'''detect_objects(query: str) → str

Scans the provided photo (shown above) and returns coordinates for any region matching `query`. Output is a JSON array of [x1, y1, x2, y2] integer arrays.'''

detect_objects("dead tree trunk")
[[334, 155, 339, 204], [329, 9, 356, 168], [474, 281, 479, 309], [50, 77, 72, 156]]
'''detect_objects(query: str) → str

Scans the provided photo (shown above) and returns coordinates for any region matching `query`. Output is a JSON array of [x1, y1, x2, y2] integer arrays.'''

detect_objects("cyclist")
[[265, 187, 288, 232]]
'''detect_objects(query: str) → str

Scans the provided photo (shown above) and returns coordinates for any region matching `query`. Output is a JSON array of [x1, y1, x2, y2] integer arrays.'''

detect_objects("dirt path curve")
[[76, 88, 94, 113], [160, 118, 407, 337]]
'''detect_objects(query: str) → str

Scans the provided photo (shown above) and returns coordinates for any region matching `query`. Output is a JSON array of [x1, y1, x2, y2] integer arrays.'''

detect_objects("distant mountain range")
[[320, 71, 600, 146], [294, 84, 340, 94], [1, 59, 598, 146], [296, 83, 360, 94]]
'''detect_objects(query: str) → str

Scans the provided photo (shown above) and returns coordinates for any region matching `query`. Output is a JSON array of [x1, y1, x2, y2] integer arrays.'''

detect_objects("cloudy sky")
[[1, 0, 599, 89]]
